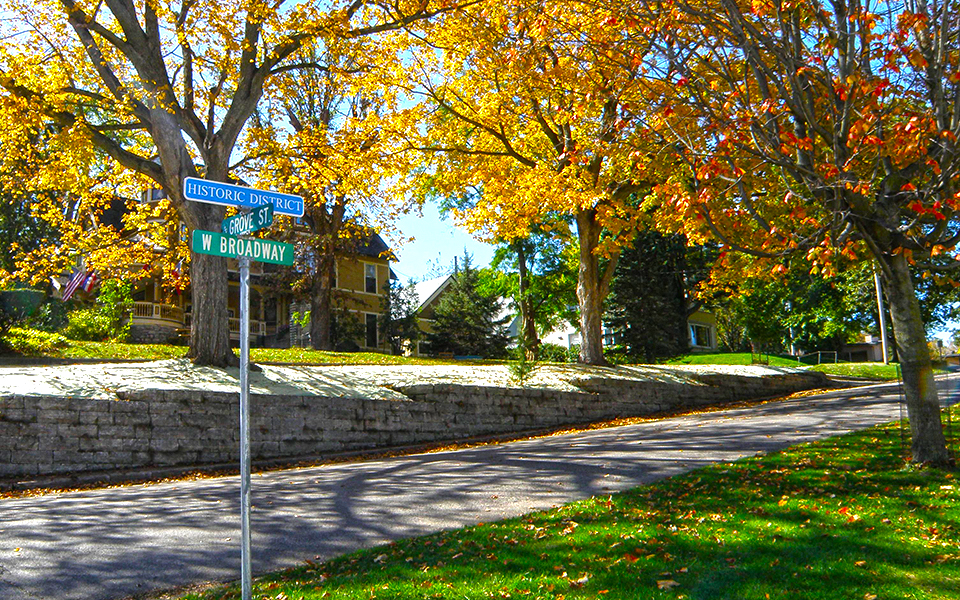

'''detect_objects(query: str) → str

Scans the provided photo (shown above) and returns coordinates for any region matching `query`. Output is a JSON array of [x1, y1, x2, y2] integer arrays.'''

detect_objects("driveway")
[[0, 378, 954, 600]]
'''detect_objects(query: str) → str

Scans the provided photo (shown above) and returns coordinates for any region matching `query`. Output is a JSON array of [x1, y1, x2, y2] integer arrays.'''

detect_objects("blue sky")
[[390, 202, 496, 284]]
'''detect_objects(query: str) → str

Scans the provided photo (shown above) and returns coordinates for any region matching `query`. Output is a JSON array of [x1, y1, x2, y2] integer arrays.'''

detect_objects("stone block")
[[112, 412, 150, 427], [79, 410, 112, 426], [97, 424, 136, 438], [0, 463, 31, 476], [149, 437, 179, 452], [18, 450, 53, 465]]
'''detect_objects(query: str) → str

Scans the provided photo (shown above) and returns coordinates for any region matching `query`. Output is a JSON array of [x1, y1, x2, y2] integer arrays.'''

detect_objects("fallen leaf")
[[657, 580, 680, 590], [373, 554, 388, 563], [855, 560, 867, 568], [864, 594, 877, 600], [569, 574, 591, 588]]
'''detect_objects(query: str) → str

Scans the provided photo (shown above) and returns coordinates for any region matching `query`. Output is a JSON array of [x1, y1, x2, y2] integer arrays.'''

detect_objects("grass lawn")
[[0, 329, 916, 378], [666, 353, 904, 381], [179, 415, 959, 600], [809, 362, 902, 381], [665, 352, 800, 368]]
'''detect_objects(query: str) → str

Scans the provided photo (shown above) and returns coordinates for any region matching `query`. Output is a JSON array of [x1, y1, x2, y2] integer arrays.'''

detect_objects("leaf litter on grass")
[[178, 417, 960, 600]]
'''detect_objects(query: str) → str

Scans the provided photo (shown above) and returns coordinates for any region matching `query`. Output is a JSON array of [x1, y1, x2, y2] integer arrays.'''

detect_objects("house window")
[[364, 264, 377, 294], [690, 323, 713, 348], [602, 326, 622, 347], [365, 313, 378, 348]]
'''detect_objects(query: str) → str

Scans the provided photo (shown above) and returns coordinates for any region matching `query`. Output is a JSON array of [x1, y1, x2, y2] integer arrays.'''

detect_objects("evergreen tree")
[[381, 279, 421, 355], [425, 253, 510, 358], [605, 232, 703, 362]]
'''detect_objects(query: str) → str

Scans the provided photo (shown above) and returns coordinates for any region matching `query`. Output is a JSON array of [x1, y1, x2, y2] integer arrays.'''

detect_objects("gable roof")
[[354, 233, 393, 260], [413, 274, 453, 311]]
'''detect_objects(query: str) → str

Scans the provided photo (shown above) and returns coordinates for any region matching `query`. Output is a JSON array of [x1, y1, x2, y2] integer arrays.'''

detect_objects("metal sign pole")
[[185, 177, 302, 600], [239, 253, 252, 600]]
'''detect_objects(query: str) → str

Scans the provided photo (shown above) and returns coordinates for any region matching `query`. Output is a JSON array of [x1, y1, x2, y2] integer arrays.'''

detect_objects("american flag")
[[61, 270, 87, 301]]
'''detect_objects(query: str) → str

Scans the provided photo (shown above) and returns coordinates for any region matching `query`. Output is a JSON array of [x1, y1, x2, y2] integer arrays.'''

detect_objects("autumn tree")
[[625, 0, 957, 464], [396, 0, 654, 364], [0, 96, 164, 290], [0, 0, 462, 366], [246, 39, 413, 350]]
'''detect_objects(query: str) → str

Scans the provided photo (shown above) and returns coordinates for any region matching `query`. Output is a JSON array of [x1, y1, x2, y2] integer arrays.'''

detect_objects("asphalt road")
[[1, 378, 955, 600]]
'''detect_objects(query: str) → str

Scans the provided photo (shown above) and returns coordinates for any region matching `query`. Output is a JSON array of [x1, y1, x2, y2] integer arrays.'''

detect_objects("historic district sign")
[[222, 203, 274, 236], [191, 229, 294, 265], [183, 176, 305, 217]]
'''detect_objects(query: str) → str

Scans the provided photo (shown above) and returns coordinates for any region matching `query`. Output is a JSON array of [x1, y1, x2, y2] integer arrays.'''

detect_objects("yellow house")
[[289, 235, 394, 351], [126, 189, 393, 349], [130, 238, 393, 350]]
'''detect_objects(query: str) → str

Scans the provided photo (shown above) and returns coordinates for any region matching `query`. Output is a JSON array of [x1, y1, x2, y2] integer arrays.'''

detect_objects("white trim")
[[414, 274, 453, 311], [689, 322, 715, 349]]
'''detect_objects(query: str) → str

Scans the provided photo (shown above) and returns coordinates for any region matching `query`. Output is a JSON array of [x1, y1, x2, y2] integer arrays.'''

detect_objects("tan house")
[[687, 310, 719, 352], [409, 274, 455, 355]]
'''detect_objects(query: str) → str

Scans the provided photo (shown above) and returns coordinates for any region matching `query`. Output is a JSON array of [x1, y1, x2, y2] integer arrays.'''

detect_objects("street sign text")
[[184, 177, 304, 217], [222, 204, 274, 236], [191, 230, 294, 265]]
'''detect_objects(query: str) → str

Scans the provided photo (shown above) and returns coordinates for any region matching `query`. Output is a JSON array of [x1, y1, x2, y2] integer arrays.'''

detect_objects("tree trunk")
[[176, 185, 237, 367], [881, 253, 949, 466], [515, 242, 540, 360], [310, 253, 335, 351], [185, 250, 236, 366], [576, 210, 608, 365]]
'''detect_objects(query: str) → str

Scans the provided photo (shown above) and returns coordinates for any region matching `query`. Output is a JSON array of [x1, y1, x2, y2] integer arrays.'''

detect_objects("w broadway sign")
[[191, 230, 294, 265]]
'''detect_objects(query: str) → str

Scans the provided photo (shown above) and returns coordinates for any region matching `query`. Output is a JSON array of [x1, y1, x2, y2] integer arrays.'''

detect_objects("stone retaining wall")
[[128, 323, 180, 345], [0, 370, 828, 478]]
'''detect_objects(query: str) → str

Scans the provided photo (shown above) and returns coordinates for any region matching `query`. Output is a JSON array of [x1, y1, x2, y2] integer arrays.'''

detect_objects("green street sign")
[[191, 229, 294, 265], [222, 203, 274, 236]]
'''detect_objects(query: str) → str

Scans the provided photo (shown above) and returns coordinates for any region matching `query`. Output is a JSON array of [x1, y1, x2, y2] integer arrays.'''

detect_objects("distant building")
[[839, 333, 887, 363]]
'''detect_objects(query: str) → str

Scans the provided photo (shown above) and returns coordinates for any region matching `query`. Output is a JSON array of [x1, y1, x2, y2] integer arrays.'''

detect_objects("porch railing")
[[229, 317, 266, 336], [131, 301, 184, 323]]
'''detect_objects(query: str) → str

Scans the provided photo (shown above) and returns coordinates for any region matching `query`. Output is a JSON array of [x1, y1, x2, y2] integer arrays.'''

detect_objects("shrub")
[[538, 343, 571, 363], [61, 279, 133, 342], [62, 308, 115, 341], [95, 279, 133, 341], [3, 326, 68, 355], [26, 299, 68, 332]]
